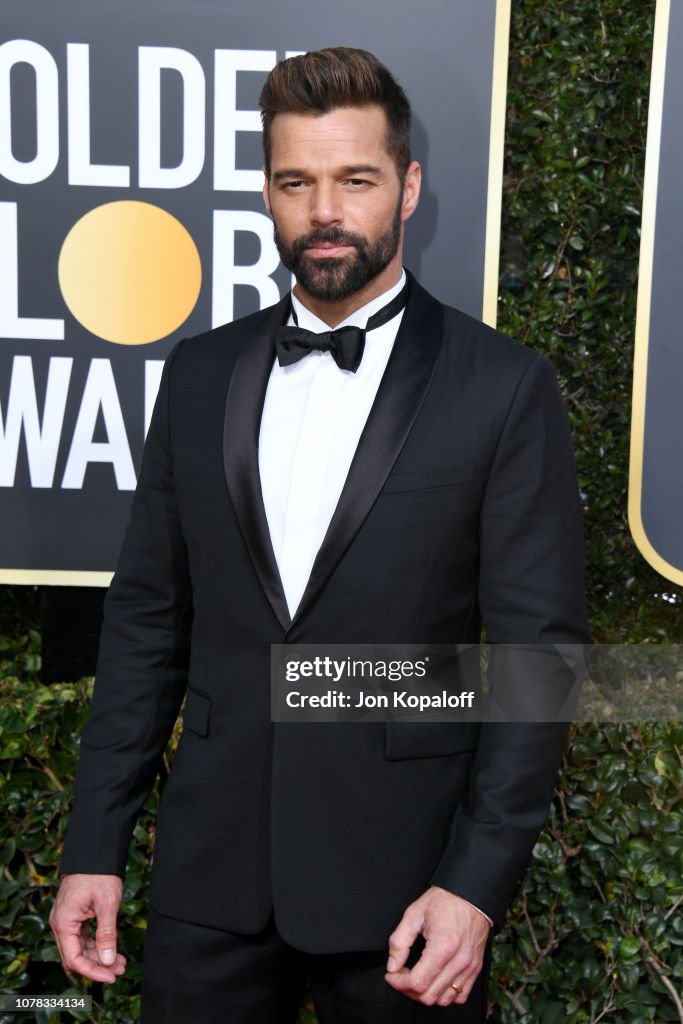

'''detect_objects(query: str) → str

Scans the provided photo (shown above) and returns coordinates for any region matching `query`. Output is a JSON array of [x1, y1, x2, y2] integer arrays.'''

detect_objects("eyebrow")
[[271, 164, 383, 182], [338, 165, 383, 176]]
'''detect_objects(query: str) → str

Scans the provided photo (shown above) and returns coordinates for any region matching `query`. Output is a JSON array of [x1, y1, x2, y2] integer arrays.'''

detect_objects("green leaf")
[[618, 936, 641, 960], [589, 822, 615, 844]]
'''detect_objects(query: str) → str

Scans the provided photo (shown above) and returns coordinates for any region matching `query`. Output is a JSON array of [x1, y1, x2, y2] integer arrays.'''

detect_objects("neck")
[[293, 258, 404, 328]]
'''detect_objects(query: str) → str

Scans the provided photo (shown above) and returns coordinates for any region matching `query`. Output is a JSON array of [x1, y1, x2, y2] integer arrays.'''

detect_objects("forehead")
[[268, 105, 392, 168]]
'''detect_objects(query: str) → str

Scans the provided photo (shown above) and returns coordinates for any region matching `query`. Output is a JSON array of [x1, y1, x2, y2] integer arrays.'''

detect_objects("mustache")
[[291, 228, 366, 254]]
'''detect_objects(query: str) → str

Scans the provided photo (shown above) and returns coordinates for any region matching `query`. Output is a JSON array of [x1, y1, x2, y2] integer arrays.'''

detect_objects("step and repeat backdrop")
[[0, 0, 510, 585], [630, 0, 683, 586]]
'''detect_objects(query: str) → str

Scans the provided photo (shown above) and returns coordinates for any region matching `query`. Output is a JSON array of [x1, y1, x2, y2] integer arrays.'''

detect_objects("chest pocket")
[[382, 463, 474, 494]]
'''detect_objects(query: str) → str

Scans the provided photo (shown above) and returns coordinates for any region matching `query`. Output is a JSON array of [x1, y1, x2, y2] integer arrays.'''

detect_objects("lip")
[[305, 244, 353, 258]]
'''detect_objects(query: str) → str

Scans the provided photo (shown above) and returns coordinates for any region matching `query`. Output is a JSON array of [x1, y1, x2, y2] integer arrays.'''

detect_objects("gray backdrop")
[[637, 0, 683, 578], [0, 0, 503, 579]]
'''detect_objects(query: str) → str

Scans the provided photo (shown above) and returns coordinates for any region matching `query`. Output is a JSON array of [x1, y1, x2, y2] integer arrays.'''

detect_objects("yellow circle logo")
[[58, 200, 202, 345]]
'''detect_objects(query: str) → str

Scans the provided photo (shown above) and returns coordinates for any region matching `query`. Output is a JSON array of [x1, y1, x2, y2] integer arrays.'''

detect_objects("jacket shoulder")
[[440, 301, 543, 373], [407, 273, 544, 376]]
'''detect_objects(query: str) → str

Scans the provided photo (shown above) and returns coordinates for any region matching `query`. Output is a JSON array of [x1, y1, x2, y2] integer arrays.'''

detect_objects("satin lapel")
[[286, 276, 444, 633], [223, 294, 292, 631]]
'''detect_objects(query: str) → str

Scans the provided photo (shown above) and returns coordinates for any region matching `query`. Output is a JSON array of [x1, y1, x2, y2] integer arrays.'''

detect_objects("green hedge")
[[2, 2, 683, 1022], [1, 673, 680, 1024], [492, 722, 682, 1023], [499, 0, 683, 641]]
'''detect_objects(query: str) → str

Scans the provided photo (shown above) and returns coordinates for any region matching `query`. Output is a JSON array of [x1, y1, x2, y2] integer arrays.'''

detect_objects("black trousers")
[[140, 906, 492, 1023]]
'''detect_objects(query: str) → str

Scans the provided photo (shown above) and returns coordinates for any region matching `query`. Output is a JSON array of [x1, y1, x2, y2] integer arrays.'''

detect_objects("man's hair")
[[259, 47, 412, 180]]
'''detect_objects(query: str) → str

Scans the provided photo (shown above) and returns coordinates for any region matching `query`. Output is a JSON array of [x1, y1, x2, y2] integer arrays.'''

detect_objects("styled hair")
[[259, 47, 412, 179]]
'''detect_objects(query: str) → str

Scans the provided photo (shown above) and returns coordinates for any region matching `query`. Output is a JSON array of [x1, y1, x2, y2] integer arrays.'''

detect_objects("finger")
[[113, 954, 127, 976], [59, 931, 120, 984], [385, 958, 475, 1007], [385, 963, 457, 1003], [405, 935, 461, 995], [430, 958, 481, 1007], [83, 933, 128, 975], [436, 952, 486, 1007], [386, 905, 425, 972], [385, 954, 448, 995], [83, 949, 128, 977], [384, 965, 413, 993], [49, 908, 66, 969], [387, 936, 478, 1004], [93, 891, 119, 967], [49, 906, 87, 979]]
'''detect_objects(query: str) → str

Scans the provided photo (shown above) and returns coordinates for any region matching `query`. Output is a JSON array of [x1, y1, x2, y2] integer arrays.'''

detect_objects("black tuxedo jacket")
[[60, 274, 589, 953]]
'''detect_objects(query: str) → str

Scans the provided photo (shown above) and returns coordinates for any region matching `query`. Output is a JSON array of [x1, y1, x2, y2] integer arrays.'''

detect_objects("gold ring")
[[451, 983, 463, 994]]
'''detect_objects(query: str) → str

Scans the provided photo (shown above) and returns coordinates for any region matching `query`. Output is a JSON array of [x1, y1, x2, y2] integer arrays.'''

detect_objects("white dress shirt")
[[259, 271, 406, 618]]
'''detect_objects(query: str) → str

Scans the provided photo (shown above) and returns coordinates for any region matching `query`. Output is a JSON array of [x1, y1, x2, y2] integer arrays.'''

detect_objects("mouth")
[[305, 244, 354, 259]]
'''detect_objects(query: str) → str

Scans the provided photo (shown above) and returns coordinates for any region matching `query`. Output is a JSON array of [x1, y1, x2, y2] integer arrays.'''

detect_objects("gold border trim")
[[482, 0, 511, 327], [627, 0, 683, 584], [0, 569, 113, 587]]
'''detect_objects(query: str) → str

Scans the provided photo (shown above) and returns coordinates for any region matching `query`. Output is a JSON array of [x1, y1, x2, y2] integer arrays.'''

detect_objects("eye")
[[345, 178, 369, 187], [281, 179, 306, 190]]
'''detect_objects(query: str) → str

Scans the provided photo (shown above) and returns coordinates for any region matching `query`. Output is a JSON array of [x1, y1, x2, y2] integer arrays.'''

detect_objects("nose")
[[309, 182, 342, 228]]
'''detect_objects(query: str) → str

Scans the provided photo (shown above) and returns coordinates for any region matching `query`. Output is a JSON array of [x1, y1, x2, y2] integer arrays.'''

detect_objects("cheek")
[[272, 201, 307, 235], [339, 212, 374, 241], [352, 196, 400, 231]]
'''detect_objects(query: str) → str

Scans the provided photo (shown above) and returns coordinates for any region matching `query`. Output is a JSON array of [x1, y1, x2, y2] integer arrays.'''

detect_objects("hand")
[[385, 886, 490, 1007], [49, 873, 127, 983]]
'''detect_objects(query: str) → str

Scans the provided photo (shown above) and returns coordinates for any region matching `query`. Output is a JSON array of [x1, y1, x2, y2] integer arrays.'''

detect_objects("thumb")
[[386, 903, 424, 973], [94, 893, 119, 966]]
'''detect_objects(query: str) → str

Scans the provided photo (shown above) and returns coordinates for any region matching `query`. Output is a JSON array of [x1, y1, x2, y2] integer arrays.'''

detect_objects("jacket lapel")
[[223, 294, 292, 631], [285, 275, 444, 632]]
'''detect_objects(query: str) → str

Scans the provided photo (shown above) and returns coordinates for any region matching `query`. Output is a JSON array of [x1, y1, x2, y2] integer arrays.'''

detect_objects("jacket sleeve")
[[430, 353, 590, 926], [59, 341, 192, 878]]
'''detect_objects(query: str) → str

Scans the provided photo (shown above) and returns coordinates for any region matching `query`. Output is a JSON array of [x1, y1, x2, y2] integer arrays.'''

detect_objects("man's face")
[[263, 105, 420, 304]]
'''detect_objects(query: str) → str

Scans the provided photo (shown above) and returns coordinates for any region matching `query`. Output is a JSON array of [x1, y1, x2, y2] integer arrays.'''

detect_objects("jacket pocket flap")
[[382, 465, 474, 493], [183, 687, 211, 737], [385, 721, 479, 760]]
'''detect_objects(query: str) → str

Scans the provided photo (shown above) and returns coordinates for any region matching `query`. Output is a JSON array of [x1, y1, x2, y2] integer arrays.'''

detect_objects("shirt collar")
[[290, 269, 407, 333]]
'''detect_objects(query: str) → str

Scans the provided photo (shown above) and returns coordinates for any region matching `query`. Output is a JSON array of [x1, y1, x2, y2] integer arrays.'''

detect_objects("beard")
[[273, 196, 403, 302]]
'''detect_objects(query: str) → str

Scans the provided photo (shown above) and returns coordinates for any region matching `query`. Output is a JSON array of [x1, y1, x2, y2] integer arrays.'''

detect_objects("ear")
[[262, 168, 272, 216], [400, 161, 421, 222]]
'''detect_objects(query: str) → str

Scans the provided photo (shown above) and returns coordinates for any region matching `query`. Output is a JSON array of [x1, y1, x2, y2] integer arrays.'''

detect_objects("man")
[[50, 47, 589, 1022]]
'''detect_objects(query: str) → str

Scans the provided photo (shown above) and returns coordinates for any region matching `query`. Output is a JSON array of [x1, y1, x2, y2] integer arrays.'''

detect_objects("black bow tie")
[[275, 279, 409, 373]]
